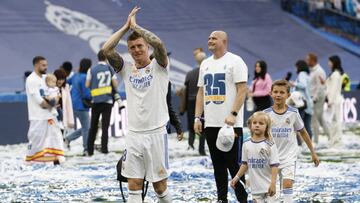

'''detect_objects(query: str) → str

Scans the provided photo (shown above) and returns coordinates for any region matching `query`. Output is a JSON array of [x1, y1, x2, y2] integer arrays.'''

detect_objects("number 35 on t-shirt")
[[204, 73, 226, 105]]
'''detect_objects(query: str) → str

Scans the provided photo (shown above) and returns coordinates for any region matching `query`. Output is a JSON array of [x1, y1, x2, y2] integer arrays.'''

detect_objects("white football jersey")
[[264, 107, 304, 166], [120, 59, 169, 132], [242, 138, 279, 194], [198, 52, 248, 127]]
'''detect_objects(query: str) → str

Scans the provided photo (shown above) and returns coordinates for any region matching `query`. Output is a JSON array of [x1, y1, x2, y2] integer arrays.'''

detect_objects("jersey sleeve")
[[294, 111, 305, 131], [232, 56, 248, 83], [269, 143, 280, 167]]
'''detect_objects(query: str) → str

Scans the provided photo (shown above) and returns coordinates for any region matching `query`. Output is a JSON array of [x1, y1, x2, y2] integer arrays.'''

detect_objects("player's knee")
[[128, 178, 144, 190], [153, 179, 167, 194], [282, 179, 293, 188]]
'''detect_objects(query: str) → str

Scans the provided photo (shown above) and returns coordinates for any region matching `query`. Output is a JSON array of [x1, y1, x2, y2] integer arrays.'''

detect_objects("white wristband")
[[194, 117, 201, 123]]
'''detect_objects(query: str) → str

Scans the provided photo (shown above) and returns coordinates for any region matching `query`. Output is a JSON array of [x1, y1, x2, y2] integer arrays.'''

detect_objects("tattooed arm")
[[102, 7, 139, 72], [129, 7, 168, 68]]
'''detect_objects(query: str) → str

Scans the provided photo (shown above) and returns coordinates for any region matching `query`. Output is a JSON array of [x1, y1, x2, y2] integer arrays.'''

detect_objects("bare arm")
[[232, 82, 247, 113], [194, 87, 204, 134], [195, 87, 204, 118], [299, 128, 320, 166], [230, 163, 248, 189], [236, 164, 248, 178], [225, 82, 247, 125], [268, 166, 278, 196]]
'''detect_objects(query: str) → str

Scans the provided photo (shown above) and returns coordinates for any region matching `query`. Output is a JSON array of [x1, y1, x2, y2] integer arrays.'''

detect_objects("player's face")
[[36, 60, 48, 74], [250, 116, 267, 137], [271, 85, 290, 105], [128, 38, 149, 63], [208, 32, 224, 52]]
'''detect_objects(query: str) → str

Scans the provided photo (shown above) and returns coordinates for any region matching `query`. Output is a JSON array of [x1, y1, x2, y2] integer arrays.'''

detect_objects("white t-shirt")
[[264, 107, 304, 166], [242, 138, 279, 194], [309, 64, 326, 101], [26, 72, 54, 121], [120, 59, 169, 132], [198, 52, 248, 127]]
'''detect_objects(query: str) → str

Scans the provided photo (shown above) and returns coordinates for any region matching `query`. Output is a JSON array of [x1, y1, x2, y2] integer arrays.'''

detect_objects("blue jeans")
[[65, 110, 90, 151]]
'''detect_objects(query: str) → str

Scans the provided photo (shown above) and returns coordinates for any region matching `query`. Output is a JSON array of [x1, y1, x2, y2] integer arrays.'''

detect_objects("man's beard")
[[39, 69, 47, 74]]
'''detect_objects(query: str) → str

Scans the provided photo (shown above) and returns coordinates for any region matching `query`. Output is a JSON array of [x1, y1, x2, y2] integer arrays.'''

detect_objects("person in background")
[[306, 53, 329, 144], [25, 56, 65, 164], [248, 60, 273, 111], [86, 50, 118, 155], [64, 58, 92, 156], [54, 69, 75, 133], [325, 55, 343, 147], [291, 60, 313, 144], [61, 61, 75, 82], [181, 47, 207, 155]]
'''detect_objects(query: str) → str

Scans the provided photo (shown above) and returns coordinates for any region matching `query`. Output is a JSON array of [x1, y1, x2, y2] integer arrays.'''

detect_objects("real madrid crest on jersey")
[[285, 117, 291, 125], [259, 147, 270, 158]]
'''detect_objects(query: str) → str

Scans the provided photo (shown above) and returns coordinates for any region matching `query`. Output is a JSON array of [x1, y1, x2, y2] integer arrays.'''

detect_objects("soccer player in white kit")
[[230, 111, 279, 203], [264, 80, 320, 203], [102, 7, 173, 203]]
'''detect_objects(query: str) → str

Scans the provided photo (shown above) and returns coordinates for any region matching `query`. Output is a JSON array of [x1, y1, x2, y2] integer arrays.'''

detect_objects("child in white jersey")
[[264, 79, 320, 203], [231, 111, 279, 203], [40, 73, 60, 116]]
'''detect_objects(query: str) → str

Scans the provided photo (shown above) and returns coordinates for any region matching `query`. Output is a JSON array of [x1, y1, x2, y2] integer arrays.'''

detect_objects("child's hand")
[[312, 153, 320, 167], [230, 176, 239, 189], [268, 182, 276, 197]]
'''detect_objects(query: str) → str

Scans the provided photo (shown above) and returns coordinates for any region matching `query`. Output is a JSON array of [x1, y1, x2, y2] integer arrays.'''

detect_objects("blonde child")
[[264, 79, 320, 203], [231, 111, 279, 203], [40, 73, 60, 115]]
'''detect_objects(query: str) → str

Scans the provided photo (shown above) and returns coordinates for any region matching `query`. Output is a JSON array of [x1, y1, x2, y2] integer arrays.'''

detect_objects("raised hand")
[[128, 6, 140, 29]]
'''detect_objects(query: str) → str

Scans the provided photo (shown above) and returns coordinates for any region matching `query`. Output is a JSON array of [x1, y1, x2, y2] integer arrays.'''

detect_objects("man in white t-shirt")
[[306, 53, 330, 144], [194, 30, 248, 202], [25, 56, 64, 164], [102, 7, 176, 203]]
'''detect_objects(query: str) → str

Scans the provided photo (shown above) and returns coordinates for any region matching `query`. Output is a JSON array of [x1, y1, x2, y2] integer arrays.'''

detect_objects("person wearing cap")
[[194, 30, 248, 202]]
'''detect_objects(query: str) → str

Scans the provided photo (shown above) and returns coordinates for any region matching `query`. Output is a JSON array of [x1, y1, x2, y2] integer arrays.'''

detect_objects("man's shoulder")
[[225, 52, 242, 60]]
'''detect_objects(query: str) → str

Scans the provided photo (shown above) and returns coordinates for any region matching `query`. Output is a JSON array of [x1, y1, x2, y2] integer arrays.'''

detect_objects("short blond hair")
[[271, 79, 291, 93], [247, 111, 273, 141]]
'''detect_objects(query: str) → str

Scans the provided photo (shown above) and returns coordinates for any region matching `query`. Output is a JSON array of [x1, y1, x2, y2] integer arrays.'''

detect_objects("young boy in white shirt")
[[264, 79, 320, 203]]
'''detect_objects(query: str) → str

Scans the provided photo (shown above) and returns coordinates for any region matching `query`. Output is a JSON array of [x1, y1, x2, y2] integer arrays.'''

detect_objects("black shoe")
[[53, 160, 60, 165], [187, 145, 195, 150], [101, 149, 109, 154], [199, 151, 207, 156]]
